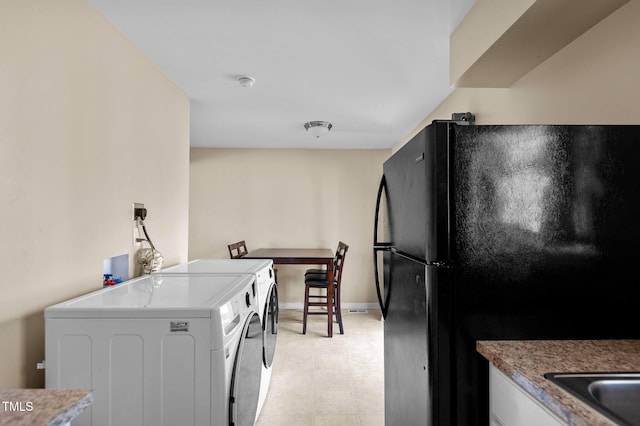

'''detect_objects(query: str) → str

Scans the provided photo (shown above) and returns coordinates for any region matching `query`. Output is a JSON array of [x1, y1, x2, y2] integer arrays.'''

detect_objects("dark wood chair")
[[228, 240, 278, 282], [303, 241, 349, 334], [228, 240, 248, 259], [304, 241, 342, 276]]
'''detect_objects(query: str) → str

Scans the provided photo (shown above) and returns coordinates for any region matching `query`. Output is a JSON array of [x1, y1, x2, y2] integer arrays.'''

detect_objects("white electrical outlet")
[[133, 202, 145, 220], [133, 202, 144, 247]]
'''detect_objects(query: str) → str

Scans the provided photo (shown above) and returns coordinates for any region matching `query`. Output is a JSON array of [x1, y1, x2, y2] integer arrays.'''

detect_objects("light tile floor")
[[256, 309, 384, 426]]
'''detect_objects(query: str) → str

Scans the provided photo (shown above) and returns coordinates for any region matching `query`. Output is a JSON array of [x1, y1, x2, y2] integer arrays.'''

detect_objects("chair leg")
[[303, 285, 342, 335], [303, 284, 309, 334], [335, 286, 344, 334]]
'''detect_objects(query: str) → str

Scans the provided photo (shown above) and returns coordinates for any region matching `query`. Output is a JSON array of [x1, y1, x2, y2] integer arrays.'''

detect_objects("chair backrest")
[[228, 240, 248, 259], [333, 242, 349, 285]]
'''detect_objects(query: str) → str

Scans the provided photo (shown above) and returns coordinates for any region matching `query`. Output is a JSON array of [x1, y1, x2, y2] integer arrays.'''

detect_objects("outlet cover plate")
[[133, 202, 145, 220]]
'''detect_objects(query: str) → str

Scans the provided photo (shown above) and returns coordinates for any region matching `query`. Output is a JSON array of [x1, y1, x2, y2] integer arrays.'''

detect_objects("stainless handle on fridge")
[[373, 176, 391, 318]]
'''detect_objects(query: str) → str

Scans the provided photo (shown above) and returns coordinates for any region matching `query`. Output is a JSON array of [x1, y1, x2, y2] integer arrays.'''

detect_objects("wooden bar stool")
[[303, 242, 349, 334]]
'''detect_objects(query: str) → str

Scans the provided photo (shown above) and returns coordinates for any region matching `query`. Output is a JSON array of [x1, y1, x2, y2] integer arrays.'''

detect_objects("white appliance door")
[[262, 283, 278, 368], [229, 312, 262, 426]]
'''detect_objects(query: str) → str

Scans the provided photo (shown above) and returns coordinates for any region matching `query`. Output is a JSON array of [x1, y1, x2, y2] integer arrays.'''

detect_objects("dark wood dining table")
[[244, 248, 336, 337]]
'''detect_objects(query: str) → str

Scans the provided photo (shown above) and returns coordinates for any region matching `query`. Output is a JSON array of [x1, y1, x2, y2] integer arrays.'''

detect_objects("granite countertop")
[[477, 340, 640, 426], [0, 389, 93, 426]]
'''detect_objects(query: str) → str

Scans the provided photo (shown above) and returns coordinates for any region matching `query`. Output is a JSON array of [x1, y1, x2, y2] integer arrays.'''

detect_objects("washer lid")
[[45, 273, 254, 319], [159, 259, 273, 275]]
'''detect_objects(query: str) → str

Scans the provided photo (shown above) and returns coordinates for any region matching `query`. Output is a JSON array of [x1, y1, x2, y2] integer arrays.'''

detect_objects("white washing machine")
[[45, 273, 262, 426], [159, 259, 278, 418]]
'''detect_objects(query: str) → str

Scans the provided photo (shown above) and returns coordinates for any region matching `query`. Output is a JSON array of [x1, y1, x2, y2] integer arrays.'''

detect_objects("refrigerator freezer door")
[[383, 124, 451, 262]]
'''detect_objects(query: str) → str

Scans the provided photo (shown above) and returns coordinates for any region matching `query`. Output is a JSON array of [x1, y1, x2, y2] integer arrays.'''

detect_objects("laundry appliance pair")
[[45, 259, 278, 426]]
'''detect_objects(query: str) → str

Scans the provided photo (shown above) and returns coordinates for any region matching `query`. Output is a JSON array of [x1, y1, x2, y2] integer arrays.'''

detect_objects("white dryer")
[[159, 259, 278, 417], [45, 273, 262, 426]]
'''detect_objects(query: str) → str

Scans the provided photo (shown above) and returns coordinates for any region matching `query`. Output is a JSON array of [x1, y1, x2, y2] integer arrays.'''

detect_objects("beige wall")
[[0, 0, 190, 388], [408, 0, 640, 145], [189, 148, 390, 308]]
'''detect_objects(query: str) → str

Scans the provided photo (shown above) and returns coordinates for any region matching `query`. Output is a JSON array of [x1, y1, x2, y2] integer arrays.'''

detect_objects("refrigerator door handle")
[[373, 175, 391, 248], [393, 248, 450, 268], [373, 246, 389, 318], [373, 175, 391, 318]]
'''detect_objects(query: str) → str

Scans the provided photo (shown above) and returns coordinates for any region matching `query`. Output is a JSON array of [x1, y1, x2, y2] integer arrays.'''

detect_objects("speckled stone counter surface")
[[477, 340, 640, 426], [0, 389, 92, 426]]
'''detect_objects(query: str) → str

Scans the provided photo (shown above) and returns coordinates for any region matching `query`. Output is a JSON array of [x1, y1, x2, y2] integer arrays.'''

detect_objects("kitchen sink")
[[545, 372, 640, 426]]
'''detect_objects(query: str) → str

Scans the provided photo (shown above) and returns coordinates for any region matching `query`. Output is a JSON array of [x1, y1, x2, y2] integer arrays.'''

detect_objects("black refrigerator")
[[373, 120, 640, 425]]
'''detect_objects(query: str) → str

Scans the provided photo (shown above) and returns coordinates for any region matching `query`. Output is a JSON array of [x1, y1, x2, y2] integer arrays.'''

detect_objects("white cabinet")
[[490, 364, 566, 426]]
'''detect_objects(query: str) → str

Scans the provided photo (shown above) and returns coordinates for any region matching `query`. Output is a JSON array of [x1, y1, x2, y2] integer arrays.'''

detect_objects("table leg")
[[327, 259, 334, 338]]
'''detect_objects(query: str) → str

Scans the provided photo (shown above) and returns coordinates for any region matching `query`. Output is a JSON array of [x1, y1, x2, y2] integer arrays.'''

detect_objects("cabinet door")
[[490, 365, 565, 426]]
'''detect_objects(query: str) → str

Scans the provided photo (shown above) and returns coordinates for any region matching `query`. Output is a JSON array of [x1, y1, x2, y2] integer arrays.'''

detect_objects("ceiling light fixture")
[[237, 76, 255, 88], [304, 121, 333, 138]]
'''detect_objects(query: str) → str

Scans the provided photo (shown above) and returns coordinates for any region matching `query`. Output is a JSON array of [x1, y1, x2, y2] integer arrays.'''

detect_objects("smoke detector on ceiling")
[[237, 76, 255, 88]]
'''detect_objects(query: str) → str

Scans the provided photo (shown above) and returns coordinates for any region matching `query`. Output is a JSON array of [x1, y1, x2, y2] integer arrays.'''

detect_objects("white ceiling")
[[90, 0, 476, 149]]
